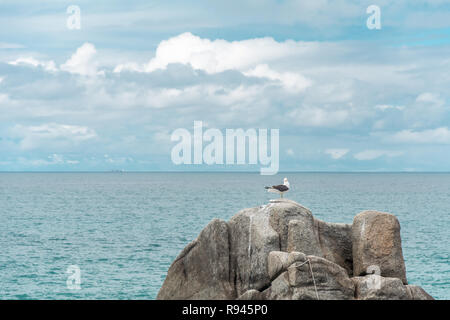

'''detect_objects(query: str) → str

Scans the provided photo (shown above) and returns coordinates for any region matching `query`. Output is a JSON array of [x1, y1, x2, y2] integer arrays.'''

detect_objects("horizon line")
[[1, 170, 450, 174]]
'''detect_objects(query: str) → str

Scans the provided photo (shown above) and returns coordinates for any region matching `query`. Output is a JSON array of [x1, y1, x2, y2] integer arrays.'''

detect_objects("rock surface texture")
[[157, 199, 433, 300]]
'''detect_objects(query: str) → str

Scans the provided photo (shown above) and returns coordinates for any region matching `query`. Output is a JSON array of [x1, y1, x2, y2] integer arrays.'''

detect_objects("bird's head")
[[283, 177, 289, 187]]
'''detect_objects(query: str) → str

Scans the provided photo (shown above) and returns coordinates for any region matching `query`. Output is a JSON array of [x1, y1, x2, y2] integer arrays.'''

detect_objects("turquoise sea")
[[0, 172, 448, 299]]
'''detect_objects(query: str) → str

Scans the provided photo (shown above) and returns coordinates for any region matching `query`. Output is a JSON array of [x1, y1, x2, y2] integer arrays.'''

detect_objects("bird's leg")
[[280, 193, 283, 199]]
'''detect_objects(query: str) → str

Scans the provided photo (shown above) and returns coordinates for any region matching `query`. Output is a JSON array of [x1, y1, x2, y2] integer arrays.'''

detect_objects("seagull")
[[265, 177, 290, 198]]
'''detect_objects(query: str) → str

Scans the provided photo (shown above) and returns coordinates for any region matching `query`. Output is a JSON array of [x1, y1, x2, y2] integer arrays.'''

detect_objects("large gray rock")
[[287, 218, 321, 256], [352, 275, 409, 300], [228, 205, 280, 296], [261, 272, 292, 300], [268, 200, 313, 251], [156, 219, 234, 299], [352, 211, 407, 284], [158, 200, 433, 300], [405, 285, 434, 300], [290, 256, 355, 300], [237, 289, 263, 300], [314, 220, 353, 276], [263, 255, 355, 300], [286, 212, 353, 275], [352, 276, 434, 300], [267, 251, 306, 280]]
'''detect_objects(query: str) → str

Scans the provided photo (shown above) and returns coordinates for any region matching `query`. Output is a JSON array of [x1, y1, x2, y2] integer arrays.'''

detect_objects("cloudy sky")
[[1, 0, 450, 171]]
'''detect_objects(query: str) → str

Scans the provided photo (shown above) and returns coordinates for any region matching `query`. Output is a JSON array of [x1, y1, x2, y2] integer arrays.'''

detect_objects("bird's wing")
[[272, 185, 289, 192]]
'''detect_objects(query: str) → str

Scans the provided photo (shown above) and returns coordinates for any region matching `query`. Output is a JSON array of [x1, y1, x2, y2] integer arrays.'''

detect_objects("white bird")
[[265, 177, 290, 198]]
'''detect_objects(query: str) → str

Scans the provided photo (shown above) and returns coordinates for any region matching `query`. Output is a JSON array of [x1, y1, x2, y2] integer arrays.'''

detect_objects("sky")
[[1, 0, 450, 172]]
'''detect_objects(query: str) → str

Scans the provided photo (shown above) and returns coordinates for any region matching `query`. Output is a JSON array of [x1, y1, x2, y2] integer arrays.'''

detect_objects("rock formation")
[[157, 199, 433, 300], [352, 210, 407, 284]]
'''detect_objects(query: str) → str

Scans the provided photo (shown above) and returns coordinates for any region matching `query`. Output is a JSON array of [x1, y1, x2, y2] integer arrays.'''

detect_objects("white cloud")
[[0, 93, 8, 103], [0, 42, 24, 49], [0, 93, 15, 108], [9, 57, 57, 72], [141, 83, 264, 109], [154, 131, 171, 143], [3, 31, 450, 171], [114, 32, 311, 92], [11, 123, 97, 150], [415, 92, 444, 107], [375, 104, 405, 111], [60, 43, 102, 76], [243, 64, 311, 92], [113, 62, 142, 73], [325, 148, 349, 159], [104, 155, 133, 164], [392, 127, 450, 144], [372, 120, 385, 130], [354, 149, 403, 161], [48, 153, 64, 164], [114, 32, 310, 74], [143, 32, 308, 73], [15, 154, 80, 167], [401, 92, 447, 128], [7, 43, 103, 76], [288, 107, 349, 127]]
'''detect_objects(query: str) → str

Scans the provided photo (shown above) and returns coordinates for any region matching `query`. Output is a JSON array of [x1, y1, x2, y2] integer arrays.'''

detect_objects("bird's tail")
[[264, 186, 271, 189]]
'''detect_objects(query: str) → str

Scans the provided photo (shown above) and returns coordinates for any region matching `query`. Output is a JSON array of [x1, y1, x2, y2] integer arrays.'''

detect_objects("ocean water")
[[0, 172, 448, 300]]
